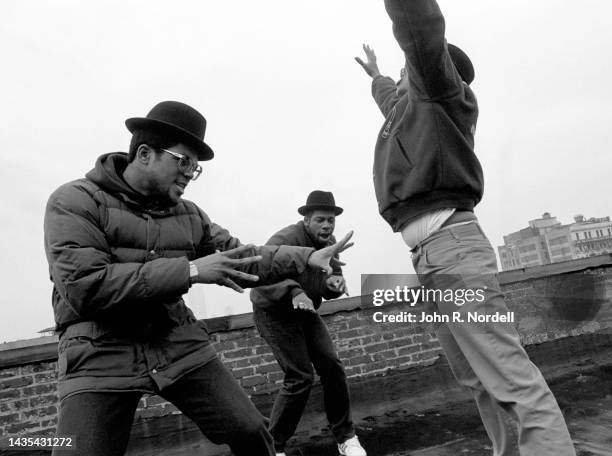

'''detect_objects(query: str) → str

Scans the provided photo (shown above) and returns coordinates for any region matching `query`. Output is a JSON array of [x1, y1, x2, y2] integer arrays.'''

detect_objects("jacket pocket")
[[58, 331, 137, 377], [385, 135, 419, 203], [421, 238, 496, 273], [395, 135, 414, 168], [421, 244, 462, 270]]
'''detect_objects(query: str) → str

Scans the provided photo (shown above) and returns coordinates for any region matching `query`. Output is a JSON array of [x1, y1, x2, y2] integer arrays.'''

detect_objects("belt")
[[410, 210, 478, 253], [440, 209, 477, 229]]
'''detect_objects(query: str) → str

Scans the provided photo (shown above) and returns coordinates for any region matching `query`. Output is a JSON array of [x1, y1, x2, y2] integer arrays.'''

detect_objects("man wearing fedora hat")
[[44, 102, 354, 456], [250, 191, 366, 456], [356, 1, 575, 455]]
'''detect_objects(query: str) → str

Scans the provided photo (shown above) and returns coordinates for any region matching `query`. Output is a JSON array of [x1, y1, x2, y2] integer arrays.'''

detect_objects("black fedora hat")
[[298, 190, 343, 216], [125, 101, 214, 161], [448, 43, 475, 85]]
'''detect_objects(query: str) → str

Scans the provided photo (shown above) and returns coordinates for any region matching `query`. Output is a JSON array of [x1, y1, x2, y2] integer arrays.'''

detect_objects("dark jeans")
[[51, 357, 274, 456], [254, 308, 354, 451]]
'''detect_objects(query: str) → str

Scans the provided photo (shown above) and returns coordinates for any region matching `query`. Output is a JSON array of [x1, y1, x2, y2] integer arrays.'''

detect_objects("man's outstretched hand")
[[192, 244, 262, 293], [355, 44, 381, 79], [308, 231, 354, 274]]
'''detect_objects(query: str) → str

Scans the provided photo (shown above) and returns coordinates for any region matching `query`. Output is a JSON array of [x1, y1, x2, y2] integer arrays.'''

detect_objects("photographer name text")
[[372, 311, 515, 323]]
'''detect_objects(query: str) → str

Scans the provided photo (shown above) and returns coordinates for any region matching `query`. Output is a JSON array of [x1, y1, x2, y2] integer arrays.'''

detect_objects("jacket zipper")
[[382, 106, 396, 139]]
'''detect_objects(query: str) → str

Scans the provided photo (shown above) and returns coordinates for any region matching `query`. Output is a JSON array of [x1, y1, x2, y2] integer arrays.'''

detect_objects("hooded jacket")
[[44, 152, 314, 399], [371, 0, 484, 232]]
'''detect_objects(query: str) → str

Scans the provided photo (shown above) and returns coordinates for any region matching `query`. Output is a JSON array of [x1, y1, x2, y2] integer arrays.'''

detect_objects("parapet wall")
[[1, 255, 612, 440]]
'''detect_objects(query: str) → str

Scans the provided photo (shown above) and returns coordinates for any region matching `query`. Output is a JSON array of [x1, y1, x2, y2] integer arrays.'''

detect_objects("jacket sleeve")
[[372, 75, 400, 117], [314, 235, 344, 301], [201, 217, 314, 289], [44, 183, 190, 321], [262, 229, 306, 299], [385, 0, 462, 99], [255, 230, 345, 307], [247, 226, 312, 308]]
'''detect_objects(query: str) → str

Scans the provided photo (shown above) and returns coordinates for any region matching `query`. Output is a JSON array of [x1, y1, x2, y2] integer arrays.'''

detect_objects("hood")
[[85, 152, 174, 211], [86, 153, 135, 196]]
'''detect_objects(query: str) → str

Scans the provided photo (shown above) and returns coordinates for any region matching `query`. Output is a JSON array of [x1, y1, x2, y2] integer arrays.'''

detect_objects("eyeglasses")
[[160, 148, 202, 181]]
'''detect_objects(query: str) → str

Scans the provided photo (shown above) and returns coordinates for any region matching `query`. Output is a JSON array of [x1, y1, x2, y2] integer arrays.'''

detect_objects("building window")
[[549, 237, 563, 246], [519, 244, 537, 253]]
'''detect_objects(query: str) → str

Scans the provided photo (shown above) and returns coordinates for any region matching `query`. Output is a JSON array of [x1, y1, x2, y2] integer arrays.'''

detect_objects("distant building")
[[571, 215, 612, 259], [38, 327, 56, 337], [498, 212, 611, 271]]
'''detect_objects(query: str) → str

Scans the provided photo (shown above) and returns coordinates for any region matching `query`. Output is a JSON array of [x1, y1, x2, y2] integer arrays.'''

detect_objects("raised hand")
[[308, 231, 354, 274], [355, 44, 381, 78], [192, 244, 262, 293]]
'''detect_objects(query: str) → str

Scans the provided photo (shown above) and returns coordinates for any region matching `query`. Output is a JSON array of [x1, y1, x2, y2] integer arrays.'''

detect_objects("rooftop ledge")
[[2, 253, 611, 369], [497, 253, 612, 285]]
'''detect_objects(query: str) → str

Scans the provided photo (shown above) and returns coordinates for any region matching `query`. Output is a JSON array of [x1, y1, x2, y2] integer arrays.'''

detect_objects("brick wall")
[[0, 361, 58, 437], [501, 258, 612, 345], [1, 255, 611, 441]]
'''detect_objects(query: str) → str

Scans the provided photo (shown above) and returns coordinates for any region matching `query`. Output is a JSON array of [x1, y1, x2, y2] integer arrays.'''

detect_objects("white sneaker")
[[275, 453, 286, 456], [338, 435, 367, 456]]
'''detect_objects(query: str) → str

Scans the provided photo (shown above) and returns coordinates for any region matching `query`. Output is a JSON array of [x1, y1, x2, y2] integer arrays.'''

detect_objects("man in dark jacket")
[[44, 101, 353, 456], [250, 191, 366, 456], [356, 1, 575, 455]]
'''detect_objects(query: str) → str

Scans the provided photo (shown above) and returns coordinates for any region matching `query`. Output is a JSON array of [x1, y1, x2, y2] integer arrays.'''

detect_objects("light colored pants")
[[410, 221, 575, 456]]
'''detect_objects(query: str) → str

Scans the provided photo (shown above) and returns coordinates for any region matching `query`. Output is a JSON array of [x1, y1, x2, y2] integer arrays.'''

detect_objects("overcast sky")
[[1, 0, 611, 342]]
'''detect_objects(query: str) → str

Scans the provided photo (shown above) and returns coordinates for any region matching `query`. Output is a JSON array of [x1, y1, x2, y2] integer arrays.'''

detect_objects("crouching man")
[[250, 191, 366, 456]]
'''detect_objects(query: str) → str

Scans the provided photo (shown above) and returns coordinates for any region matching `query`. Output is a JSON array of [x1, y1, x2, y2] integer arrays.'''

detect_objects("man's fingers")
[[355, 57, 370, 72], [226, 269, 260, 282], [339, 280, 349, 295], [330, 258, 346, 268], [336, 230, 354, 248], [222, 244, 257, 258], [335, 242, 354, 254], [219, 277, 244, 293], [308, 232, 352, 273], [228, 255, 263, 266], [362, 43, 375, 58], [332, 231, 354, 254], [300, 302, 316, 313], [294, 300, 315, 313]]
